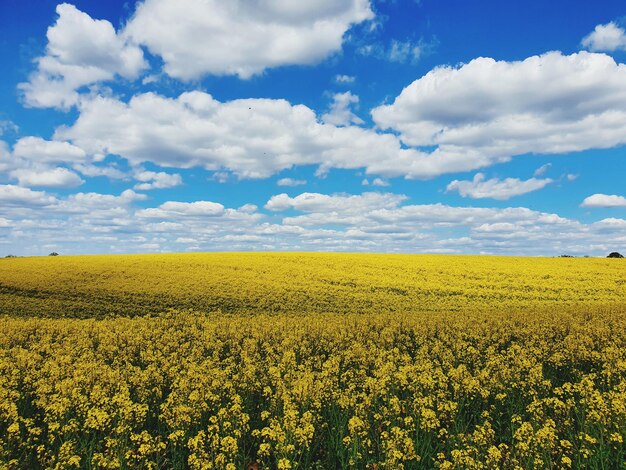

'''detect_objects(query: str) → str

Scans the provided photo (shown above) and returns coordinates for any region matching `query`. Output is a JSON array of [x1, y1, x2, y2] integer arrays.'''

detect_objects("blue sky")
[[1, 0, 625, 256]]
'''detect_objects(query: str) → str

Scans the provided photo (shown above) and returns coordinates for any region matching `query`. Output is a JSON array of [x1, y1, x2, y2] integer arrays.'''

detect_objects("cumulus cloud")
[[358, 39, 427, 64], [0, 188, 623, 256], [271, 192, 563, 228], [138, 201, 226, 218], [335, 74, 356, 84], [371, 177, 389, 187], [594, 217, 626, 229], [266, 195, 626, 255], [321, 91, 364, 126], [53, 50, 626, 181], [582, 22, 626, 52], [209, 172, 230, 184], [260, 191, 622, 256], [175, 237, 198, 244], [0, 141, 11, 171], [124, 0, 373, 80], [388, 39, 424, 63], [53, 189, 146, 214], [10, 167, 84, 188], [259, 193, 593, 257], [133, 170, 183, 190], [277, 178, 307, 187], [265, 191, 407, 213], [534, 163, 552, 177], [446, 173, 553, 200], [0, 184, 57, 208], [19, 3, 146, 109], [13, 137, 86, 163], [73, 163, 128, 180], [0, 120, 19, 136], [56, 91, 430, 179], [581, 194, 626, 208], [362, 178, 389, 187], [372, 51, 626, 177], [3, 137, 94, 188]]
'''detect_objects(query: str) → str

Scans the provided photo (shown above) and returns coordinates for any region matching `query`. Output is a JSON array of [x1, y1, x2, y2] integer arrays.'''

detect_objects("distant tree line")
[[558, 252, 623, 258], [3, 253, 60, 258]]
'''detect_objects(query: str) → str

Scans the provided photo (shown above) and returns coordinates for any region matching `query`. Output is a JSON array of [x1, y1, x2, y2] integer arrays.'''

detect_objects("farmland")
[[1, 253, 625, 469], [0, 253, 624, 318]]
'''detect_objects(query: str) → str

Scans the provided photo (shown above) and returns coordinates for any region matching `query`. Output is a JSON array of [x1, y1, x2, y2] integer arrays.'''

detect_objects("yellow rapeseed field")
[[0, 253, 624, 318], [1, 253, 625, 469]]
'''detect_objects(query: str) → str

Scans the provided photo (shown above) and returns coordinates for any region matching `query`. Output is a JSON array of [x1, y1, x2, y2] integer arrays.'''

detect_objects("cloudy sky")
[[1, 0, 625, 256]]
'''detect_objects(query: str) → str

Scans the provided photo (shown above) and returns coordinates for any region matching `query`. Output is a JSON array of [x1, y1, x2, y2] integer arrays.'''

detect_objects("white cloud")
[[55, 50, 626, 181], [138, 201, 226, 218], [175, 237, 198, 244], [388, 39, 424, 63], [266, 193, 580, 254], [0, 188, 624, 256], [267, 193, 576, 240], [0, 141, 11, 171], [0, 184, 57, 208], [582, 22, 626, 52], [371, 177, 389, 187], [124, 0, 373, 80], [211, 172, 230, 184], [446, 173, 553, 200], [5, 137, 92, 188], [62, 68, 626, 179], [73, 163, 128, 180], [335, 74, 356, 84], [363, 177, 389, 187], [10, 167, 84, 188], [133, 170, 183, 190], [258, 191, 621, 256], [238, 204, 258, 214], [277, 178, 307, 187], [534, 163, 551, 177], [13, 137, 86, 163], [19, 3, 146, 109], [594, 217, 626, 228], [53, 189, 146, 215], [321, 91, 364, 126], [0, 120, 19, 136], [358, 38, 430, 64], [265, 191, 406, 213], [581, 193, 626, 208], [372, 52, 626, 177], [14, 50, 623, 186], [141, 74, 159, 85], [56, 91, 429, 179]]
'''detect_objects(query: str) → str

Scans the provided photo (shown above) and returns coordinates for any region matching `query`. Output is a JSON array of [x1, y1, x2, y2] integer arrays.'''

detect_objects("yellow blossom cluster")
[[0, 253, 625, 468], [0, 253, 624, 318], [1, 307, 626, 468]]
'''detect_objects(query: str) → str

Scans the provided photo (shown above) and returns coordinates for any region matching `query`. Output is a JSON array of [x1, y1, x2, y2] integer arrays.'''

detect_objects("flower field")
[[1, 253, 624, 318], [1, 253, 625, 469]]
